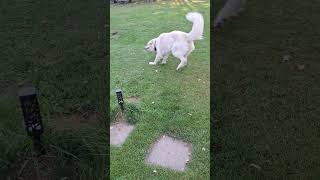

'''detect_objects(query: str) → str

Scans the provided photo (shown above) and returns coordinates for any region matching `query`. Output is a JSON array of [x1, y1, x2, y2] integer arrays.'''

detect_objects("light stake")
[[115, 89, 124, 110], [18, 87, 46, 156]]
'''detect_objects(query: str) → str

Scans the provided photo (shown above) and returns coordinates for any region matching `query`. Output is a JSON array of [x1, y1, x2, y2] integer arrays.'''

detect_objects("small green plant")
[[125, 103, 141, 124]]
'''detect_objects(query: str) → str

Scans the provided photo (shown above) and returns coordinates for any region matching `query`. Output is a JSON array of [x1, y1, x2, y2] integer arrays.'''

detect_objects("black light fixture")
[[18, 87, 46, 156], [115, 89, 124, 110]]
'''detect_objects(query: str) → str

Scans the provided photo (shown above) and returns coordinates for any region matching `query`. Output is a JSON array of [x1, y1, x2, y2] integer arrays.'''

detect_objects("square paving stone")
[[146, 135, 192, 171], [110, 122, 134, 147]]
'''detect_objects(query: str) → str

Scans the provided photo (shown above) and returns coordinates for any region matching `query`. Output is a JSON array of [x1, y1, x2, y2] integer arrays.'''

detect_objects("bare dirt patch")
[[127, 96, 140, 104], [51, 110, 101, 130], [114, 111, 126, 122]]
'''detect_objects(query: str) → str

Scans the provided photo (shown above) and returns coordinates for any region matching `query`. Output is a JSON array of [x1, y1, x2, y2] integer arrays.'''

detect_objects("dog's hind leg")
[[176, 57, 187, 70], [173, 50, 188, 70], [185, 43, 195, 58]]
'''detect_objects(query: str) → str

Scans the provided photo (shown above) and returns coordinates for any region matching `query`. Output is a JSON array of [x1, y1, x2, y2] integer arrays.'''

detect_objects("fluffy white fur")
[[144, 12, 204, 70]]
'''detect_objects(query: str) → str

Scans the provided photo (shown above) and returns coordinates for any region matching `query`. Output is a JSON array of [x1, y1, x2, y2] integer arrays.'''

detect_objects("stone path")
[[110, 96, 192, 172]]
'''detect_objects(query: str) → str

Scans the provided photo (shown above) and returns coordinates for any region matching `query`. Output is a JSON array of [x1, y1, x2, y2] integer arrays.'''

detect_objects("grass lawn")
[[0, 0, 107, 179], [213, 0, 320, 179], [110, 1, 210, 179]]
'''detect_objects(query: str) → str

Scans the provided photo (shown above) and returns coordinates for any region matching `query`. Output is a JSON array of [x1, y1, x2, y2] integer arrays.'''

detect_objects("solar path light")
[[18, 87, 46, 157], [116, 89, 124, 111]]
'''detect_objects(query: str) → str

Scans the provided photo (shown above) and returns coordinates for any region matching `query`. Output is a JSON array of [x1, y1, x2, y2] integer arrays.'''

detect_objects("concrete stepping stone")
[[110, 122, 134, 147], [146, 135, 192, 172], [127, 96, 140, 104]]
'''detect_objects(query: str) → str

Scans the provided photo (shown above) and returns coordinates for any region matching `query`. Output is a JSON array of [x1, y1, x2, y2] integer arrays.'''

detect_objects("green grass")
[[110, 1, 210, 179], [0, 0, 107, 179], [213, 0, 320, 179]]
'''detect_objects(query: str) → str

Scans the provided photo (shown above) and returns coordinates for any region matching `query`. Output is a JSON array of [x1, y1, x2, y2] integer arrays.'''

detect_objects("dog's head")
[[144, 38, 157, 53]]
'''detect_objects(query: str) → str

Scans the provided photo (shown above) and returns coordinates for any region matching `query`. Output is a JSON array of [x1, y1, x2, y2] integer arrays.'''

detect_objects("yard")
[[213, 0, 320, 179], [110, 1, 210, 179], [0, 0, 107, 179]]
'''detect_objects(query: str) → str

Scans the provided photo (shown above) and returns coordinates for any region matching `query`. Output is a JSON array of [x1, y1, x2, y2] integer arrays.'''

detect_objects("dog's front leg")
[[161, 54, 169, 64], [149, 54, 162, 65]]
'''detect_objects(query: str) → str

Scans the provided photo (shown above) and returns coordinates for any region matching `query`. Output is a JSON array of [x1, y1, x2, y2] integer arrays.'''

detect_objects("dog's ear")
[[151, 39, 156, 49], [152, 39, 157, 51]]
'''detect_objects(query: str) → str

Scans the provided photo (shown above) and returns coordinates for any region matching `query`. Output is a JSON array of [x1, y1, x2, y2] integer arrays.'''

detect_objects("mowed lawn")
[[213, 0, 320, 179], [0, 0, 107, 179], [110, 1, 210, 179]]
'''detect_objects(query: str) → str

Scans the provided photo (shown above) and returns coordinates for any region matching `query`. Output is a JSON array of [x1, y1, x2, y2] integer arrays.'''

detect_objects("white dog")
[[144, 12, 204, 70]]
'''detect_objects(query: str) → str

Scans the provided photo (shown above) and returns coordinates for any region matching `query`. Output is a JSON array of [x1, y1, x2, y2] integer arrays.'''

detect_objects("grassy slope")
[[0, 0, 107, 179], [110, 1, 210, 179], [213, 0, 320, 179]]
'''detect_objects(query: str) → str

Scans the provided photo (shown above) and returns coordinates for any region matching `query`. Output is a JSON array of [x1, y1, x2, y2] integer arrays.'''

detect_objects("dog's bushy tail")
[[186, 12, 204, 41]]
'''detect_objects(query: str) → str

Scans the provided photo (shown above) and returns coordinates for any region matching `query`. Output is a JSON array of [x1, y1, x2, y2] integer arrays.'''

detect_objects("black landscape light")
[[116, 89, 124, 110], [18, 87, 46, 156]]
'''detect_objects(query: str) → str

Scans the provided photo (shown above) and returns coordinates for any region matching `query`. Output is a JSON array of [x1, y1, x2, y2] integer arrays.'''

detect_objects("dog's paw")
[[161, 61, 166, 64], [149, 62, 156, 65]]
